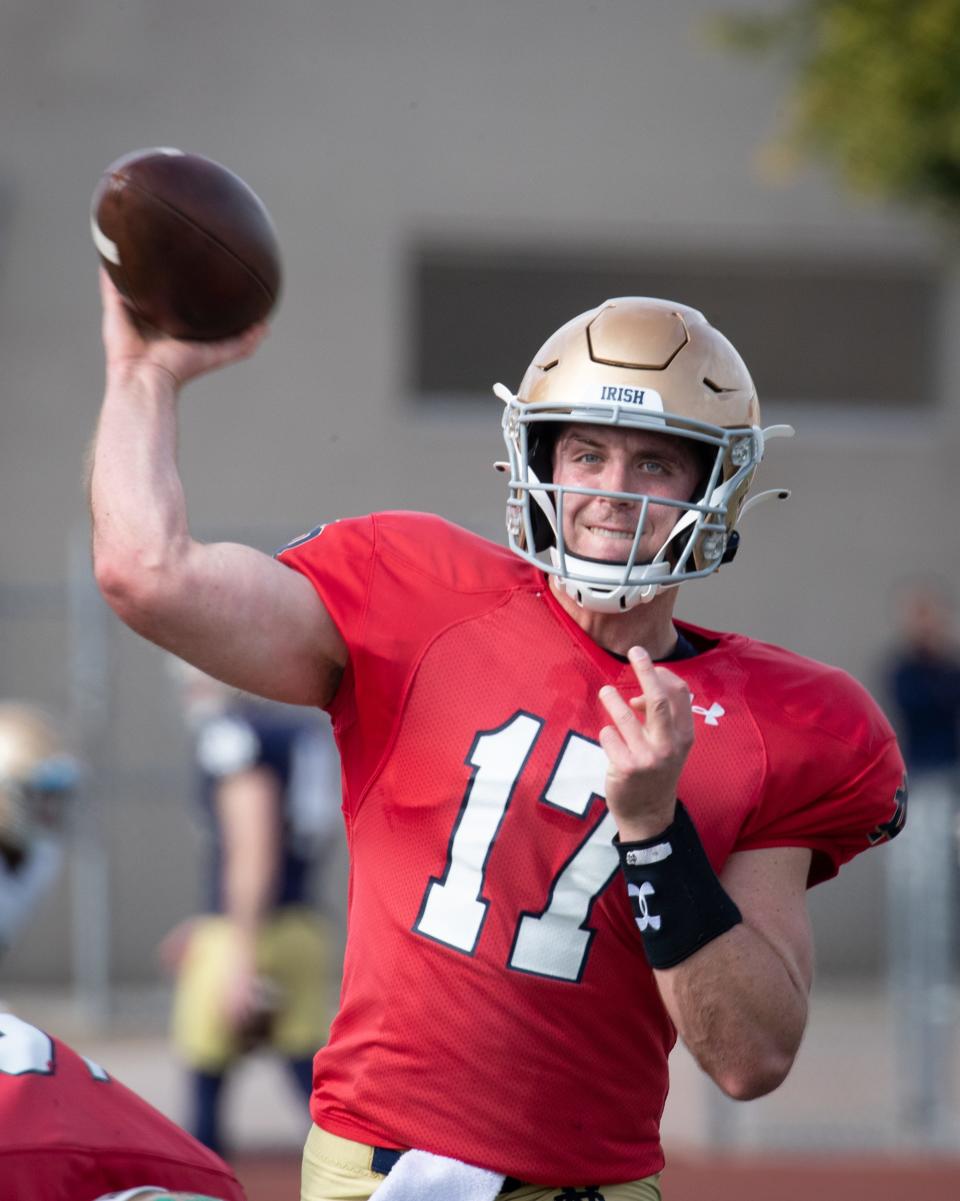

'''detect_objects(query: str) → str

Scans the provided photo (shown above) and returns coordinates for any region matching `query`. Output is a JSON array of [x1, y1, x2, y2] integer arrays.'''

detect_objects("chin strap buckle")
[[720, 529, 740, 564]]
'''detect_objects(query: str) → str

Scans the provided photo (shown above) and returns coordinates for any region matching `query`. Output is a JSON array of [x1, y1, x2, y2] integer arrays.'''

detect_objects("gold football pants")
[[301, 1125, 662, 1201], [172, 907, 331, 1071]]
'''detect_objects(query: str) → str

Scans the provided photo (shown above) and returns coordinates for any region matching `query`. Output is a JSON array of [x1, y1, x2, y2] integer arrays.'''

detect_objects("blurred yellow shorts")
[[171, 907, 331, 1071], [300, 1125, 662, 1201]]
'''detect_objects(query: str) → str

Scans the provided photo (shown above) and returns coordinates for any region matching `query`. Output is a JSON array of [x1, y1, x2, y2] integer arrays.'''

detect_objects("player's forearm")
[[655, 922, 809, 1100], [90, 365, 193, 615], [220, 772, 281, 939], [222, 853, 276, 939]]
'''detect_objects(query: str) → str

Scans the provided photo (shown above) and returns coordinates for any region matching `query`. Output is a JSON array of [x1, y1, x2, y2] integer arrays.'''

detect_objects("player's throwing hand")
[[99, 269, 268, 390], [598, 646, 694, 841]]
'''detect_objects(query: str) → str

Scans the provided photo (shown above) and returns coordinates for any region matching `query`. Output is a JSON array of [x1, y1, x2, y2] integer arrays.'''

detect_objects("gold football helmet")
[[0, 703, 79, 856], [495, 297, 792, 612]]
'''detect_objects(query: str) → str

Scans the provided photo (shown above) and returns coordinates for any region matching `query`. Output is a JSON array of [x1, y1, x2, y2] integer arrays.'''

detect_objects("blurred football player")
[[89, 282, 906, 1201], [884, 581, 959, 1139], [0, 1010, 245, 1201], [0, 702, 79, 960], [159, 662, 338, 1155]]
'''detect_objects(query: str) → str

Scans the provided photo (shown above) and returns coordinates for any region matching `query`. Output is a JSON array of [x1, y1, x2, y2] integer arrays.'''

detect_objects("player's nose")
[[598, 455, 636, 501]]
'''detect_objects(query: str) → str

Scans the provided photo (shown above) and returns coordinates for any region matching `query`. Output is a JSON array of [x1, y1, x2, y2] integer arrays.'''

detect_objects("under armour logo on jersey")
[[691, 699, 725, 726], [553, 1189, 607, 1201], [627, 881, 661, 932]]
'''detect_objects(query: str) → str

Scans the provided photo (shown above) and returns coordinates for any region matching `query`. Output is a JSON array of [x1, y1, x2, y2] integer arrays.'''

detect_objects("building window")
[[410, 244, 939, 409]]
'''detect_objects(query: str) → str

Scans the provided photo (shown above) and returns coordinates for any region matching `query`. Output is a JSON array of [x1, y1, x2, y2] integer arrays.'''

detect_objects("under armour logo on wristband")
[[627, 881, 661, 932], [617, 801, 742, 967]]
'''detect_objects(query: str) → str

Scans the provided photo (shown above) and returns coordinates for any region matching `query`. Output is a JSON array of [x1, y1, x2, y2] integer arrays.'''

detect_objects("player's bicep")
[[720, 846, 815, 995], [164, 540, 347, 708]]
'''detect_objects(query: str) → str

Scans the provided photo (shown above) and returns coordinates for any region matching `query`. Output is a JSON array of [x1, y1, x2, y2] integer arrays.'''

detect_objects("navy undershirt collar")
[[607, 628, 699, 665]]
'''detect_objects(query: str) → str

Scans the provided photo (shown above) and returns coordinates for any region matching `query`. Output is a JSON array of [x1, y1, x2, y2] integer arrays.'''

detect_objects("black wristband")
[[615, 801, 742, 969]]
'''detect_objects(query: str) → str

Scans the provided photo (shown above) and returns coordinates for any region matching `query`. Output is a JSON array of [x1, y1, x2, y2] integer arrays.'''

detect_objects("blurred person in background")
[[0, 702, 80, 963], [889, 581, 960, 783], [90, 283, 906, 1201], [884, 581, 959, 1141], [0, 1009, 246, 1201], [160, 661, 340, 1156]]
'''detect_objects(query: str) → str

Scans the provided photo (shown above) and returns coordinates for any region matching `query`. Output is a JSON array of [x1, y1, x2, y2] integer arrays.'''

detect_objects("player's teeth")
[[591, 528, 632, 539]]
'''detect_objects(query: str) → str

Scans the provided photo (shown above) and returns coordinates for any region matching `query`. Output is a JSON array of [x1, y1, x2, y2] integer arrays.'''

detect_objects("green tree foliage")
[[714, 0, 960, 221]]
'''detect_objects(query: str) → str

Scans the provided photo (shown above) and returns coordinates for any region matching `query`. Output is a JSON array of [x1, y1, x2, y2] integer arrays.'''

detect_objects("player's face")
[[552, 424, 702, 563]]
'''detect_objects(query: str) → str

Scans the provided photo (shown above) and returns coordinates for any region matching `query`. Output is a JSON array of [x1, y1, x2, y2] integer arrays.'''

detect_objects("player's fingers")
[[599, 683, 647, 749], [235, 320, 270, 357], [598, 722, 634, 772], [199, 320, 269, 368], [626, 647, 674, 734], [658, 674, 695, 754], [98, 267, 141, 329], [99, 268, 131, 327], [98, 265, 119, 305], [670, 682, 695, 732]]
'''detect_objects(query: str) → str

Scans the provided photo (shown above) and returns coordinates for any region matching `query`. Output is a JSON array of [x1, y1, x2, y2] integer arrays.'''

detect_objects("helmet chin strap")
[[527, 466, 558, 545], [548, 549, 671, 612]]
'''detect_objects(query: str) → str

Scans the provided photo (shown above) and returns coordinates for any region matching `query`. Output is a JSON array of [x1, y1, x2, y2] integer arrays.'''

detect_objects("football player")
[[89, 280, 906, 1201], [160, 662, 336, 1155], [0, 1011, 246, 1201], [0, 702, 79, 959]]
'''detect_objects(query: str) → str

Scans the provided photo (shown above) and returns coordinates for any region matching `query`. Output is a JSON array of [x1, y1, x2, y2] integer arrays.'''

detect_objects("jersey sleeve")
[[274, 514, 443, 814], [275, 515, 389, 750], [275, 511, 541, 820], [275, 512, 433, 711], [736, 666, 908, 886], [275, 516, 377, 653]]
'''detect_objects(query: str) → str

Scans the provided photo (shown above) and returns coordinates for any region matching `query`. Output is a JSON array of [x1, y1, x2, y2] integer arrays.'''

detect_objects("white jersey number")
[[414, 714, 618, 982], [0, 1012, 108, 1080]]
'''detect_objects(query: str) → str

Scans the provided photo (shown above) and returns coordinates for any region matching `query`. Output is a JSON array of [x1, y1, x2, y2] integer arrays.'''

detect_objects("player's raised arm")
[[89, 271, 346, 708]]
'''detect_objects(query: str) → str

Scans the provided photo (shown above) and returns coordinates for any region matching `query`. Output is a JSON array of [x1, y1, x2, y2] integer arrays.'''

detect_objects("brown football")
[[91, 148, 281, 340]]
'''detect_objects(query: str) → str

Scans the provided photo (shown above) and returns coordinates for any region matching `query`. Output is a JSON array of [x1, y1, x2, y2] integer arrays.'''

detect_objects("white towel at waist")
[[373, 1149, 505, 1201]]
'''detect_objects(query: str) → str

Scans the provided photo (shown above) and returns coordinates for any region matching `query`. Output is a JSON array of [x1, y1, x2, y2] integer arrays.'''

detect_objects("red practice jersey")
[[278, 512, 905, 1185], [0, 1013, 246, 1201]]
